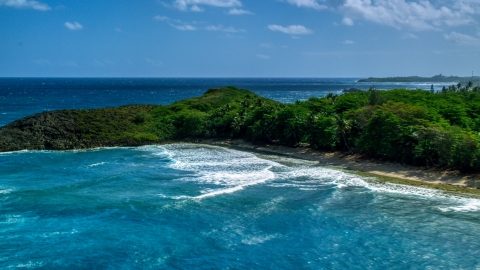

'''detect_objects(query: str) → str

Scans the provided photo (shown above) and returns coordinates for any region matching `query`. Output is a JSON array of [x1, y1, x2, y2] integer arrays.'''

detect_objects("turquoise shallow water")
[[1, 144, 480, 269], [1, 78, 478, 268]]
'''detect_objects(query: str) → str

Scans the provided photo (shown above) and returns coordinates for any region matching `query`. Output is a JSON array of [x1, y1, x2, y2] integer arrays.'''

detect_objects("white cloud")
[[228, 8, 252, 14], [341, 0, 478, 31], [65, 22, 83, 31], [190, 5, 204, 11], [444, 31, 480, 45], [0, 0, 50, 11], [115, 28, 122, 32], [154, 16, 198, 31], [206, 25, 245, 32], [268, 24, 313, 35], [260, 43, 273, 48], [257, 54, 270, 59], [285, 0, 327, 10], [402, 33, 418, 39], [154, 15, 170, 21], [342, 17, 354, 26], [343, 40, 355, 44], [173, 24, 197, 30], [172, 0, 241, 10]]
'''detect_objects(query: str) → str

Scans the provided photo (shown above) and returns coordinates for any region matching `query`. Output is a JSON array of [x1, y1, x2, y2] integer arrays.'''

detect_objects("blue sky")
[[1, 0, 479, 77]]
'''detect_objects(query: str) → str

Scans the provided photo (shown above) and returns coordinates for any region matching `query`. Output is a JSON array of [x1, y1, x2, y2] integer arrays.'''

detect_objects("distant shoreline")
[[358, 75, 480, 83], [195, 139, 480, 196]]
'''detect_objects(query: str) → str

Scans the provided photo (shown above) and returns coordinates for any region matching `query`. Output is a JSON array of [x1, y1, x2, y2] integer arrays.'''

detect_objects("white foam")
[[271, 165, 369, 190], [438, 199, 480, 213], [155, 144, 281, 199], [195, 185, 246, 199], [86, 162, 106, 168], [0, 149, 32, 155], [1, 215, 27, 224], [241, 234, 278, 245], [366, 181, 445, 198], [12, 261, 45, 269], [0, 188, 12, 194]]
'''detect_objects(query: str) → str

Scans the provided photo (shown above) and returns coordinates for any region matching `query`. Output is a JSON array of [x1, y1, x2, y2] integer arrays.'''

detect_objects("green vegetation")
[[358, 74, 480, 83], [63, 85, 480, 172]]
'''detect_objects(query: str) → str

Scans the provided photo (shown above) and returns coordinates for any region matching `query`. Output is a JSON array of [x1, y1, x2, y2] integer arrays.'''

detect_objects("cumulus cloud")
[[228, 8, 252, 14], [206, 25, 245, 32], [172, 0, 242, 11], [268, 24, 313, 35], [285, 0, 327, 10], [340, 0, 478, 31], [444, 31, 480, 45], [0, 0, 51, 11], [342, 17, 354, 26], [65, 22, 83, 31]]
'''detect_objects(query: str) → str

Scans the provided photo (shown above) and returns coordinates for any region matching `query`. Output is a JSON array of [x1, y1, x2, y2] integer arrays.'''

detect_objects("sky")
[[1, 0, 479, 77]]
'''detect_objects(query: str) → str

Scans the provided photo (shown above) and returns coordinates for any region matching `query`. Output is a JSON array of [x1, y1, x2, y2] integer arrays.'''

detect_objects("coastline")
[[195, 138, 480, 196]]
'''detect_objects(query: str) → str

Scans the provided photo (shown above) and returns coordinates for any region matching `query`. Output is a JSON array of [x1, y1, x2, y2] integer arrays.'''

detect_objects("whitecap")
[[1, 215, 27, 224], [86, 162, 106, 168], [438, 199, 480, 213], [241, 234, 278, 245], [0, 188, 13, 194], [195, 185, 246, 199], [13, 261, 45, 268], [366, 181, 445, 198], [156, 144, 281, 199], [271, 165, 369, 190]]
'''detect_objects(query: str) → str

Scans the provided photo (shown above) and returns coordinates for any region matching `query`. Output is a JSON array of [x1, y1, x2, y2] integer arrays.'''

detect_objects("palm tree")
[[333, 114, 354, 154]]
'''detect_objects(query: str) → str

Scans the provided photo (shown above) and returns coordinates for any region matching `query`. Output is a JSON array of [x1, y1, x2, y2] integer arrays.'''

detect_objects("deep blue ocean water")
[[1, 78, 479, 269], [0, 78, 455, 127]]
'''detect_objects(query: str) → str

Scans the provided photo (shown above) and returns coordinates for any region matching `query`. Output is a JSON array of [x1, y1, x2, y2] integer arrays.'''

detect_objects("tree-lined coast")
[[358, 74, 480, 83], [2, 86, 480, 189]]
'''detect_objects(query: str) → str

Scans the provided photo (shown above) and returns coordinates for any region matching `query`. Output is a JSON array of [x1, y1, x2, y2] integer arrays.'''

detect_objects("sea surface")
[[1, 78, 479, 269], [0, 77, 456, 127]]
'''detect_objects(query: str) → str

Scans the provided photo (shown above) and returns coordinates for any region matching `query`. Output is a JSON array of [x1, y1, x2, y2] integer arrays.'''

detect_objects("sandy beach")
[[197, 139, 480, 195]]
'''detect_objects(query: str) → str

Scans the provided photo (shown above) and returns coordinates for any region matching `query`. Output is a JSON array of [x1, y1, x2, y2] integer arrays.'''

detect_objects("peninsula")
[[2, 86, 480, 190]]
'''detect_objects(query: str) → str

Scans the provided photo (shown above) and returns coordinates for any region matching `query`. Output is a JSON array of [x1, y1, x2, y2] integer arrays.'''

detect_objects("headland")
[[1, 85, 480, 193]]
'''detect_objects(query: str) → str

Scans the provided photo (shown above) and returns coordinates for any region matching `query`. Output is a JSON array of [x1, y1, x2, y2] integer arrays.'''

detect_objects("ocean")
[[1, 78, 479, 269]]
